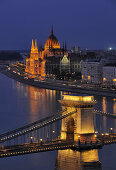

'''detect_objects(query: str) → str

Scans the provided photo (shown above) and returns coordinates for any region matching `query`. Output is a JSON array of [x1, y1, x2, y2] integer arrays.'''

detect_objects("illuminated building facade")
[[25, 39, 46, 79], [59, 94, 96, 142], [82, 59, 102, 84], [60, 55, 70, 73], [25, 27, 68, 78], [69, 53, 82, 73], [103, 64, 116, 86]]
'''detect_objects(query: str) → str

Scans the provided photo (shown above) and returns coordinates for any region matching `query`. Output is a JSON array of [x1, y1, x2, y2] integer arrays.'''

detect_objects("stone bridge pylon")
[[59, 94, 97, 143]]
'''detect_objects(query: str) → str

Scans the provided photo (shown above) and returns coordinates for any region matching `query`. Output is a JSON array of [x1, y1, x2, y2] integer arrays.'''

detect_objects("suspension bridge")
[[0, 94, 116, 158]]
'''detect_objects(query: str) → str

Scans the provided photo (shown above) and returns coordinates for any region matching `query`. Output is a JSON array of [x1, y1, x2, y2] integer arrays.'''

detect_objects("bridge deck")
[[0, 134, 116, 158], [0, 141, 103, 158]]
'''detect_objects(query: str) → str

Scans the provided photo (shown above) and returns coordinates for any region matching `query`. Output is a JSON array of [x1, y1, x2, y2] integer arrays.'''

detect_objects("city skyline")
[[0, 0, 116, 50]]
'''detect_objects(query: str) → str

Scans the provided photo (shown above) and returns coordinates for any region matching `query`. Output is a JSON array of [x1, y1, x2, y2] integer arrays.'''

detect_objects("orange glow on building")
[[103, 77, 106, 81], [59, 95, 96, 142], [82, 75, 83, 79], [25, 39, 46, 79], [113, 78, 116, 82], [25, 27, 67, 78], [44, 27, 60, 50], [88, 75, 90, 80]]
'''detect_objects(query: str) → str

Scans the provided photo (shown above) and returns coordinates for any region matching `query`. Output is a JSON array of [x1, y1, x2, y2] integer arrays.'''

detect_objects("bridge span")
[[0, 94, 116, 158]]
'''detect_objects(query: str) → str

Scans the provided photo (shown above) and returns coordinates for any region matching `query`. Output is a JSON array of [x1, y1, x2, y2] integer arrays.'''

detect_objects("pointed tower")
[[51, 26, 53, 35], [34, 39, 38, 53], [31, 39, 35, 53]]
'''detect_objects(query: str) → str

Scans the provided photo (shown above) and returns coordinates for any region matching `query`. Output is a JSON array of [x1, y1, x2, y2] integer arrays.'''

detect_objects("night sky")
[[0, 0, 116, 50]]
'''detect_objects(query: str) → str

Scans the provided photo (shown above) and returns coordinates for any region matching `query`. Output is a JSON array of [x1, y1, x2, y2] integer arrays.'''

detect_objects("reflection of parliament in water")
[[55, 95, 102, 169]]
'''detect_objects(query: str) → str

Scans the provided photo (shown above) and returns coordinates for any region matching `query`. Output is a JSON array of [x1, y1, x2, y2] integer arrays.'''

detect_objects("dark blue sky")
[[0, 0, 116, 50]]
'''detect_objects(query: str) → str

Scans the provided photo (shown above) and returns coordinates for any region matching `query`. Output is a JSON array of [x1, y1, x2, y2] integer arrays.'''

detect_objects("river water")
[[0, 73, 116, 170]]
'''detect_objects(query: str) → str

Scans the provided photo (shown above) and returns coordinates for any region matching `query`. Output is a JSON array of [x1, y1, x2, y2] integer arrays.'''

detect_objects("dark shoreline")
[[1, 70, 116, 97]]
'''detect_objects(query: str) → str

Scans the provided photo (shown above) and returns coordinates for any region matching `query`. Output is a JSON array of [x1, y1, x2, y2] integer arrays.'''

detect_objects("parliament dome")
[[44, 27, 60, 50]]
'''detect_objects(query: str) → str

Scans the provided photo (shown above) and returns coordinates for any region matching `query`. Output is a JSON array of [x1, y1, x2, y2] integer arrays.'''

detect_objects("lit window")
[[103, 77, 106, 81], [88, 76, 90, 80], [82, 75, 83, 79], [113, 79, 116, 82]]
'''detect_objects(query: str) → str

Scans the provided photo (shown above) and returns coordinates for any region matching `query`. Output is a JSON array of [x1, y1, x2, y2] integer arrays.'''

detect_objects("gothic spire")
[[51, 26, 53, 35], [31, 39, 35, 53], [35, 40, 38, 49], [34, 39, 38, 53]]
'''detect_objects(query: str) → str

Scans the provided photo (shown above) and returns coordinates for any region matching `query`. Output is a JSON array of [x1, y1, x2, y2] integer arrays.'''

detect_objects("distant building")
[[103, 63, 116, 86], [82, 59, 102, 84], [69, 53, 82, 73], [71, 46, 81, 53]]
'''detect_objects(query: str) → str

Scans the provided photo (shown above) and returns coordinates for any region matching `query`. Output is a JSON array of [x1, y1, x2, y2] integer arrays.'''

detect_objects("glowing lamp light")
[[63, 95, 94, 102], [109, 47, 112, 51], [103, 77, 106, 81], [88, 76, 90, 80], [82, 75, 83, 79]]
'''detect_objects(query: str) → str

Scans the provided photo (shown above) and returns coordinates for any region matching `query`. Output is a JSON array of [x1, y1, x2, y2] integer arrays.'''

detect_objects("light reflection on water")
[[55, 149, 102, 170], [0, 74, 116, 170]]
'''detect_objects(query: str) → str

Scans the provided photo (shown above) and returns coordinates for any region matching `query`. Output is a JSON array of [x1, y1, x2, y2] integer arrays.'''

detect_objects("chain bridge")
[[0, 94, 116, 158]]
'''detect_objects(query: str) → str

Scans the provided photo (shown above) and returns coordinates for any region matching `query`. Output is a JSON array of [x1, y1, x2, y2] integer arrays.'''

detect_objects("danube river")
[[0, 73, 116, 170]]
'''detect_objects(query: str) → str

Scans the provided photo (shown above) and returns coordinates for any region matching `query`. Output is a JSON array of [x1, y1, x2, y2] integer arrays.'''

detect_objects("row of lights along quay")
[[1, 27, 116, 97]]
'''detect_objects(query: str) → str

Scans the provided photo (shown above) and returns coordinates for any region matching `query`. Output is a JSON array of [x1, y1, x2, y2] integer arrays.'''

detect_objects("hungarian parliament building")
[[25, 27, 82, 79]]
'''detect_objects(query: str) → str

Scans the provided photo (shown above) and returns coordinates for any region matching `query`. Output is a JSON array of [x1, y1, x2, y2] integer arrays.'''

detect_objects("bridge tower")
[[59, 94, 97, 142]]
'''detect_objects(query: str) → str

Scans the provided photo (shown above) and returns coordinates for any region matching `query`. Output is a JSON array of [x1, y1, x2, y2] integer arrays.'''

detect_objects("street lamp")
[[52, 130, 55, 140], [40, 138, 42, 142], [110, 128, 113, 134], [40, 138, 43, 145], [30, 136, 33, 143]]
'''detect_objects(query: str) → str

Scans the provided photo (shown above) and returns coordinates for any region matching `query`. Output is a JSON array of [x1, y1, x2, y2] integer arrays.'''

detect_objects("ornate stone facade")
[[25, 27, 67, 78], [25, 39, 46, 79], [59, 94, 96, 142]]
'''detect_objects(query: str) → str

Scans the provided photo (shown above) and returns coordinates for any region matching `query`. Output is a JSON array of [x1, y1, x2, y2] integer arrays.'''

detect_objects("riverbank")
[[1, 68, 116, 98]]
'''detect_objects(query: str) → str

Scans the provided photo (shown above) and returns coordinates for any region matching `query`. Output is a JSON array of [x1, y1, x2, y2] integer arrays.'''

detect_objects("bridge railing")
[[0, 109, 67, 139], [94, 109, 116, 119], [0, 109, 76, 147]]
